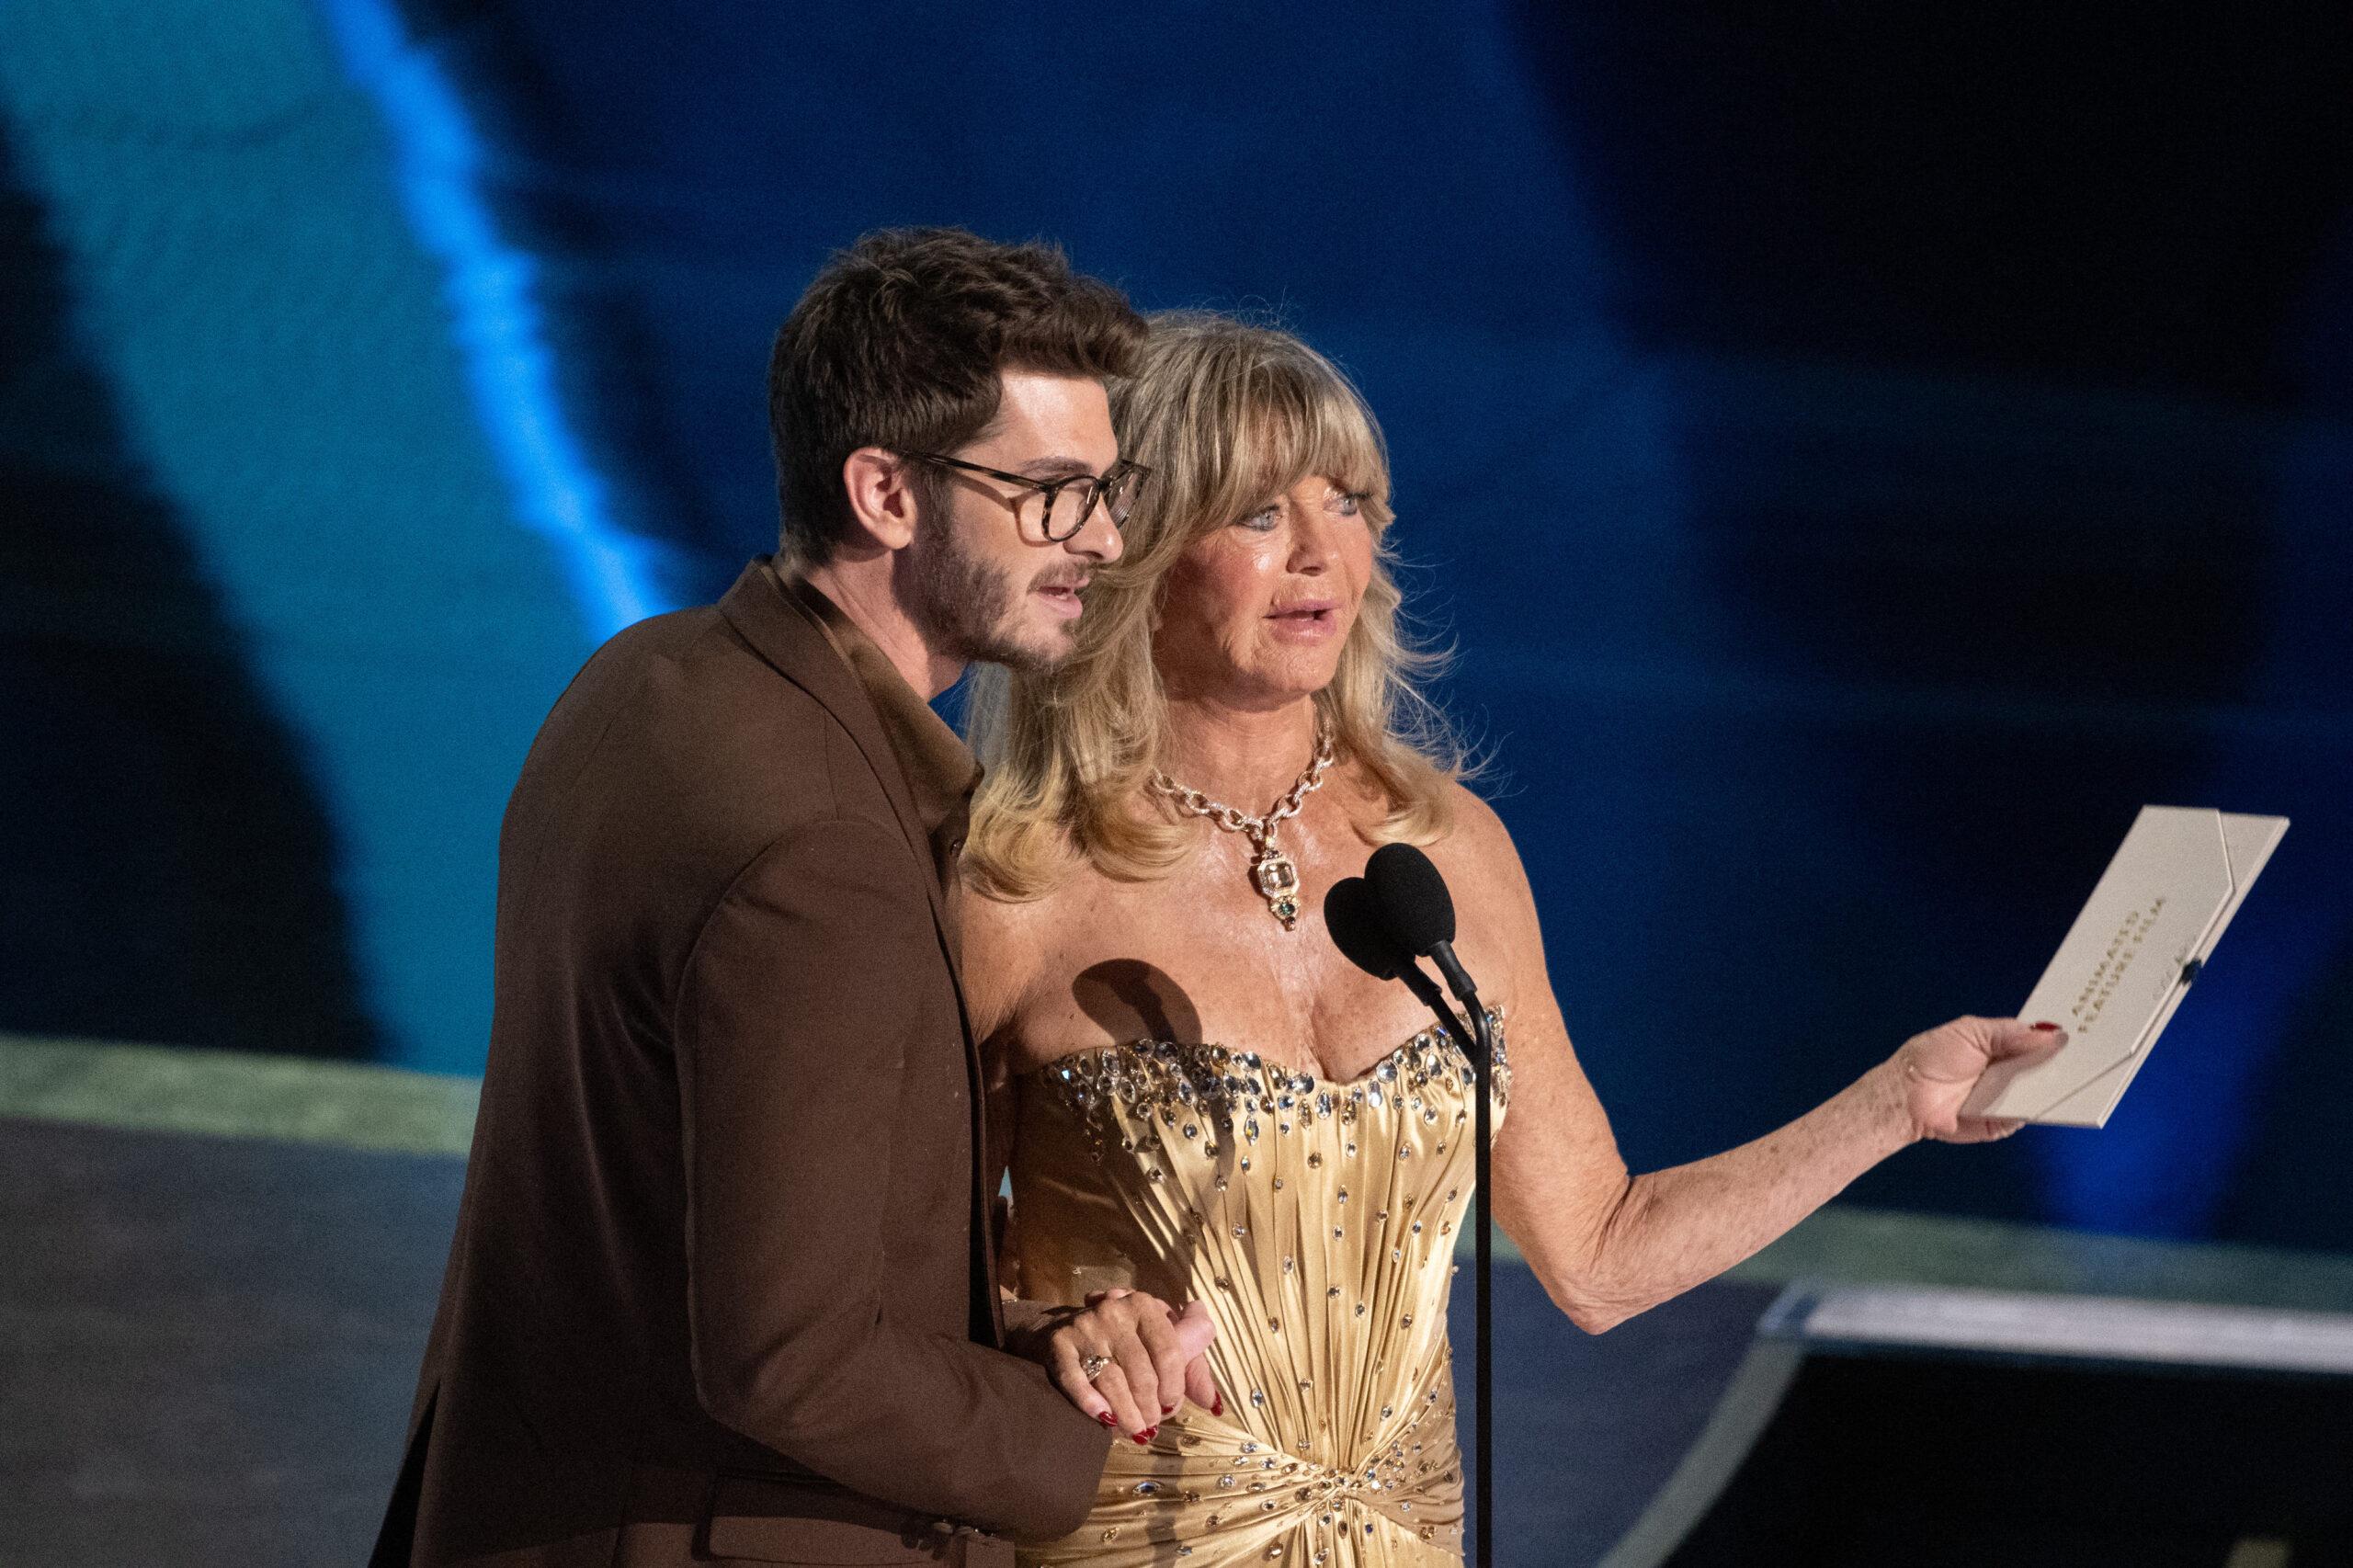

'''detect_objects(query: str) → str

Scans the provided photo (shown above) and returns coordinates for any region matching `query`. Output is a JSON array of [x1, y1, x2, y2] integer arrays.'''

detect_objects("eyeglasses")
[[903, 451, 1150, 542]]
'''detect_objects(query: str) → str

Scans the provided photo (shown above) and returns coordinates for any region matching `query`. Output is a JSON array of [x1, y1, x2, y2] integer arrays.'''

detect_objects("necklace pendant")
[[1252, 846, 1302, 929]]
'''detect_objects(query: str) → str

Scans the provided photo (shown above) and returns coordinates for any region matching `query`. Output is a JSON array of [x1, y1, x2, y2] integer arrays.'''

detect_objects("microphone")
[[1363, 843, 1485, 1020], [1324, 875, 1452, 1019], [1324, 842, 1496, 1568]]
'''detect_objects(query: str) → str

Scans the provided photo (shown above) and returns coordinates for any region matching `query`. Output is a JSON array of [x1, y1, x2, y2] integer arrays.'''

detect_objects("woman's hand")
[[1892, 1016, 2068, 1143], [1023, 1288, 1221, 1442]]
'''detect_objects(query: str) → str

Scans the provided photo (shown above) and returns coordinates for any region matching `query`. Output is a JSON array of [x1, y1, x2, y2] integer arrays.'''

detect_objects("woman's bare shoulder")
[[963, 854, 1114, 935], [961, 881, 1051, 1040], [1431, 779, 1529, 891], [961, 865, 1107, 1036], [1423, 781, 1554, 1000]]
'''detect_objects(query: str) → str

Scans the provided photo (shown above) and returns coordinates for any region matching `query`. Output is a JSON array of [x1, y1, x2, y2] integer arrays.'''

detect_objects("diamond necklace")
[[1149, 728, 1336, 930]]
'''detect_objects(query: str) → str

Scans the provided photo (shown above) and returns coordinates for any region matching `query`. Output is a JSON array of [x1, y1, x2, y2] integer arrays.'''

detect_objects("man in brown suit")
[[371, 229, 1213, 1568]]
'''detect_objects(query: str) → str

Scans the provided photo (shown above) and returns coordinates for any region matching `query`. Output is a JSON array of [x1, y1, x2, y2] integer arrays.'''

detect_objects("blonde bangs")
[[963, 312, 1462, 901], [1225, 358, 1395, 534]]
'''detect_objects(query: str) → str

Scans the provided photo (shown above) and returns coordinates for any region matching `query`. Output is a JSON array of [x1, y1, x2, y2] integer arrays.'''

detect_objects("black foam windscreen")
[[1365, 842, 1455, 957], [1324, 876, 1410, 980]]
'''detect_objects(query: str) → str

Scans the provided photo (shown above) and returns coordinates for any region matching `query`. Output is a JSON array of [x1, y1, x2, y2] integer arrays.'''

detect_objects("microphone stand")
[[1397, 957, 1493, 1568]]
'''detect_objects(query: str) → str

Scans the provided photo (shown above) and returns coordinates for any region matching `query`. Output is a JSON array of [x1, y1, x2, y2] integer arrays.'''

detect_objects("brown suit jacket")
[[371, 561, 1110, 1567]]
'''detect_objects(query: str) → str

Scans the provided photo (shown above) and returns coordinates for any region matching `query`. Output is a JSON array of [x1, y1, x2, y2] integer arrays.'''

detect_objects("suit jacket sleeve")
[[676, 817, 1111, 1540]]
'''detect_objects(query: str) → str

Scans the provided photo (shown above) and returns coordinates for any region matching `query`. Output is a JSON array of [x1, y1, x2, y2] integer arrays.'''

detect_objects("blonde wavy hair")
[[962, 311, 1463, 900]]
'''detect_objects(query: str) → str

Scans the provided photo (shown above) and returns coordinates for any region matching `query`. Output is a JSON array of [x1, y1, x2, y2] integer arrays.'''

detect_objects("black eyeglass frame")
[[902, 451, 1151, 541]]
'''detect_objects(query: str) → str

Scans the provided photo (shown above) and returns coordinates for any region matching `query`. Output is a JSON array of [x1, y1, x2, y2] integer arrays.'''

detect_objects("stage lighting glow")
[[314, 0, 673, 640]]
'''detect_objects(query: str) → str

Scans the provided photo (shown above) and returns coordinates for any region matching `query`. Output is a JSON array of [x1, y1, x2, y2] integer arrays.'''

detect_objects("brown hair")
[[767, 227, 1147, 565], [963, 312, 1464, 898]]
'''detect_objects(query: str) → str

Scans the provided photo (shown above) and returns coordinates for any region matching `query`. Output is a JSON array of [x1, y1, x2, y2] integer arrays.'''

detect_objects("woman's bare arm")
[[960, 884, 1226, 1432], [961, 890, 1045, 1227], [1449, 791, 2062, 1333]]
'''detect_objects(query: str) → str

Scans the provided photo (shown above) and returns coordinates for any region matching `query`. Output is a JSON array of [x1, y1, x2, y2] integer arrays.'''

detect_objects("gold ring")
[[1079, 1353, 1113, 1381]]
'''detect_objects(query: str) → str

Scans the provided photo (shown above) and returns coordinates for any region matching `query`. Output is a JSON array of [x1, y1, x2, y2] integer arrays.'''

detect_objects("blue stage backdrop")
[[2, 0, 2348, 1248]]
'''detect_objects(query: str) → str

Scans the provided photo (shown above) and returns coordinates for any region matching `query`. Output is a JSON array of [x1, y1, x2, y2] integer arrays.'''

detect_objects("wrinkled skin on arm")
[[1443, 790, 2063, 1334]]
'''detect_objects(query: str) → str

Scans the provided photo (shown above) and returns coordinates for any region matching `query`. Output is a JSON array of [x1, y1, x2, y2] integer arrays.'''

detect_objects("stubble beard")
[[905, 511, 1073, 675]]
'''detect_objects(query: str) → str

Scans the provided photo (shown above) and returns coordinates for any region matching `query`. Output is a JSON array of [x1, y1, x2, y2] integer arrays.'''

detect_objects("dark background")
[[4, 1, 2348, 1246]]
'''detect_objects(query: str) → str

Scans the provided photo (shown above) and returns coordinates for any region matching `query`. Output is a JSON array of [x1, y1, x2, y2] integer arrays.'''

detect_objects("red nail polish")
[[1211, 1395, 1223, 1417], [1097, 1412, 1118, 1428], [1162, 1403, 1178, 1417], [2031, 1021, 2061, 1031], [1135, 1426, 1157, 1445]]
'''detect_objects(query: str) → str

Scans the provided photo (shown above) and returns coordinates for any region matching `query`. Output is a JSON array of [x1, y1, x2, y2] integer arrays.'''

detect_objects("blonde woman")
[[962, 312, 2059, 1567]]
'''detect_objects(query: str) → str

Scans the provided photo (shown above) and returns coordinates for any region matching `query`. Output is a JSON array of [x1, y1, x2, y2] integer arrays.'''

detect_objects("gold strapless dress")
[[1010, 1015, 1508, 1567]]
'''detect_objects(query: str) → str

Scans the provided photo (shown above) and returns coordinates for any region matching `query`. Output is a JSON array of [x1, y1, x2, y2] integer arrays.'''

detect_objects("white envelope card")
[[1962, 806, 2288, 1128]]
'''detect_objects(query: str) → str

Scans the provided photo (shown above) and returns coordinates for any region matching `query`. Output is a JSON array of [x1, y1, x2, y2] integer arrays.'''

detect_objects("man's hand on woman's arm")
[[961, 869, 1222, 1444], [1006, 1288, 1221, 1440]]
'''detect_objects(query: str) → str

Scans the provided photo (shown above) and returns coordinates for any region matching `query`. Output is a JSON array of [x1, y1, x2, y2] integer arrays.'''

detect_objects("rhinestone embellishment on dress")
[[1036, 1016, 1507, 1143], [1017, 1013, 1507, 1565]]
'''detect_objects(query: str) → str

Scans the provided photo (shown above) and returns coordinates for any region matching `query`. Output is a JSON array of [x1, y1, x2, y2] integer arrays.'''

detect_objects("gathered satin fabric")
[[1009, 1015, 1508, 1567]]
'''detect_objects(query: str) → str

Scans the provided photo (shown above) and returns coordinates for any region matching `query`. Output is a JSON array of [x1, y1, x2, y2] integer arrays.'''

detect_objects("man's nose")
[[1070, 494, 1124, 563]]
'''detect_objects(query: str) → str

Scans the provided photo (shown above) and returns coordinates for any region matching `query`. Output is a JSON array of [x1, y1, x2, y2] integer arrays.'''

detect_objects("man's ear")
[[842, 448, 920, 552]]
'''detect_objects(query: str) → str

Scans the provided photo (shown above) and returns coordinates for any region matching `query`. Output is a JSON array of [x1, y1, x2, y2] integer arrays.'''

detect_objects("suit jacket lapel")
[[718, 563, 940, 902], [716, 560, 1007, 1344]]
